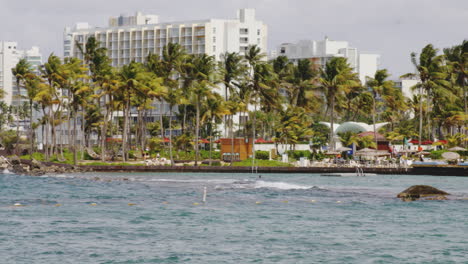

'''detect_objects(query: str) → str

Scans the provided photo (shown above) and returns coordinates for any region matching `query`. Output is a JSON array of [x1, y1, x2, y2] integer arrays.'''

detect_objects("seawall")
[[79, 165, 467, 176]]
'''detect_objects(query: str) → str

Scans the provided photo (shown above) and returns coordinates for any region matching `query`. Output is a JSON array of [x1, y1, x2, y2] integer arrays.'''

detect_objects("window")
[[213, 36, 216, 43], [240, 28, 248, 34], [213, 27, 216, 34], [257, 38, 260, 44], [280, 47, 286, 54], [257, 29, 261, 35], [213, 46, 216, 52]]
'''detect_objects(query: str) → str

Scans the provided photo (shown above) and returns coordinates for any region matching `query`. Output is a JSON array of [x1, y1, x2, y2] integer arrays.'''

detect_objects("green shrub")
[[255, 150, 270, 160], [286, 150, 312, 160], [430, 150, 447, 160]]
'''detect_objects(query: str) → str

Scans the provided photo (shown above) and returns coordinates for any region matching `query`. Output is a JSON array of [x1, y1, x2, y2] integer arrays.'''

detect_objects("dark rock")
[[12, 164, 26, 174], [397, 185, 449, 201], [10, 155, 21, 165]]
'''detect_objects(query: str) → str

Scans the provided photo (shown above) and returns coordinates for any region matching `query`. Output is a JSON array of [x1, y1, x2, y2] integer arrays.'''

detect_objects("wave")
[[2, 169, 12, 174], [147, 178, 238, 184], [253, 180, 319, 190], [215, 180, 323, 191]]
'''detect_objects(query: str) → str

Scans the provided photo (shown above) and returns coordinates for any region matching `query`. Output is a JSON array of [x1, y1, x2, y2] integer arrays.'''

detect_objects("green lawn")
[[232, 159, 292, 167]]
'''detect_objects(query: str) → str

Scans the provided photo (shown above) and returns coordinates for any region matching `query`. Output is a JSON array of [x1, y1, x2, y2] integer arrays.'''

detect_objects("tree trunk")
[[252, 103, 257, 172], [195, 99, 200, 166], [330, 96, 335, 151], [29, 100, 34, 159], [169, 105, 174, 166], [73, 112, 77, 166], [159, 101, 164, 138], [209, 119, 213, 166], [418, 87, 423, 149], [230, 115, 235, 165], [373, 96, 378, 149], [122, 95, 130, 162], [100, 96, 108, 162]]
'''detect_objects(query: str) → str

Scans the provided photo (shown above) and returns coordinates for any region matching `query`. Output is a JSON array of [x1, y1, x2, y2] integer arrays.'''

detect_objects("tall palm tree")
[[444, 40, 467, 141], [219, 52, 245, 138], [201, 92, 229, 165], [117, 62, 146, 162], [191, 54, 216, 166], [402, 44, 449, 148], [12, 59, 32, 154], [161, 43, 186, 165], [41, 54, 66, 159], [23, 73, 46, 158], [366, 69, 394, 147], [318, 57, 360, 151]]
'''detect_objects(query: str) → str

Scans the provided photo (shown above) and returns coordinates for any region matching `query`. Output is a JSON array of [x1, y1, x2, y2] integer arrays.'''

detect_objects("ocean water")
[[1, 172, 467, 264]]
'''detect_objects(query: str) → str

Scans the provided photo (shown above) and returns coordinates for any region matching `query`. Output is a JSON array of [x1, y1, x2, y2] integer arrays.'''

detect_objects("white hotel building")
[[64, 9, 268, 68], [273, 37, 379, 84], [0, 41, 42, 106]]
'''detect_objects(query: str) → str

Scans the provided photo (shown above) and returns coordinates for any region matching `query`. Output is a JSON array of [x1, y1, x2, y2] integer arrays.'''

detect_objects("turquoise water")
[[1, 172, 468, 264]]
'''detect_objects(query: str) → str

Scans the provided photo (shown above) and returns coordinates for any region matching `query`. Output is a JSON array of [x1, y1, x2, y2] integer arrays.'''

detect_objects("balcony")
[[195, 31, 205, 36]]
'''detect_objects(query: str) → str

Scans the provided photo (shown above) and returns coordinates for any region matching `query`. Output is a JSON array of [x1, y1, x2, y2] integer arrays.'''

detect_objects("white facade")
[[394, 78, 420, 99], [64, 9, 268, 67], [275, 37, 379, 84], [0, 41, 42, 106]]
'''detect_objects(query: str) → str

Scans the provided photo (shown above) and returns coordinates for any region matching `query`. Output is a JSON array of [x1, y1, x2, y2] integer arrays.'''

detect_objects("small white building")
[[274, 37, 379, 84]]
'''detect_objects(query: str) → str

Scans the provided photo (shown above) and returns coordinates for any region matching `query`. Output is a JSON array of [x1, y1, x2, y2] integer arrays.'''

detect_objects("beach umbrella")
[[356, 148, 377, 153], [442, 152, 460, 160], [448, 146, 466, 151], [336, 147, 352, 152], [355, 148, 378, 157]]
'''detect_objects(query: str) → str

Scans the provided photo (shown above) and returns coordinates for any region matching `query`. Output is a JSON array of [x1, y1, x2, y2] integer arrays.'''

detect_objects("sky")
[[0, 0, 467, 77]]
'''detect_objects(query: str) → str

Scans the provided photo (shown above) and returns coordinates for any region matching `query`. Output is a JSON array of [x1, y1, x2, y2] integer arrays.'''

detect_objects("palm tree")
[[318, 57, 360, 151], [191, 54, 216, 166], [366, 69, 394, 147], [41, 54, 66, 159], [444, 40, 467, 127], [292, 59, 316, 108], [245, 45, 277, 169], [219, 52, 245, 138], [161, 43, 186, 165], [12, 59, 32, 154], [24, 73, 46, 158], [117, 62, 146, 162], [402, 44, 449, 148], [201, 92, 229, 165]]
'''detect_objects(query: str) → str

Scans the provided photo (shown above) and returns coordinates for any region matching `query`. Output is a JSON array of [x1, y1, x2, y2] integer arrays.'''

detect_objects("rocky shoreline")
[[0, 156, 87, 176]]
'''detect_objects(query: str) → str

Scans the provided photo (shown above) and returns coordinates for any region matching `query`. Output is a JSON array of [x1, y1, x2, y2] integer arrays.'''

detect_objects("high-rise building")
[[0, 41, 42, 106], [274, 37, 379, 84], [64, 9, 268, 67]]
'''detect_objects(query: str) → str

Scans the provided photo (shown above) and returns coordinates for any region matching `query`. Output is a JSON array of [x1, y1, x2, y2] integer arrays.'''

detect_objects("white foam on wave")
[[254, 180, 316, 190], [147, 178, 237, 184], [2, 169, 12, 174]]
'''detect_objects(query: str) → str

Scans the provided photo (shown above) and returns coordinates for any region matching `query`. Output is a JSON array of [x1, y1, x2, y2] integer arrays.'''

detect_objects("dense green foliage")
[[1, 38, 466, 167]]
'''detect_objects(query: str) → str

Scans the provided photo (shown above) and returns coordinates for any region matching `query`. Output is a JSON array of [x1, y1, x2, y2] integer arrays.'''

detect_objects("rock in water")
[[397, 185, 449, 201]]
